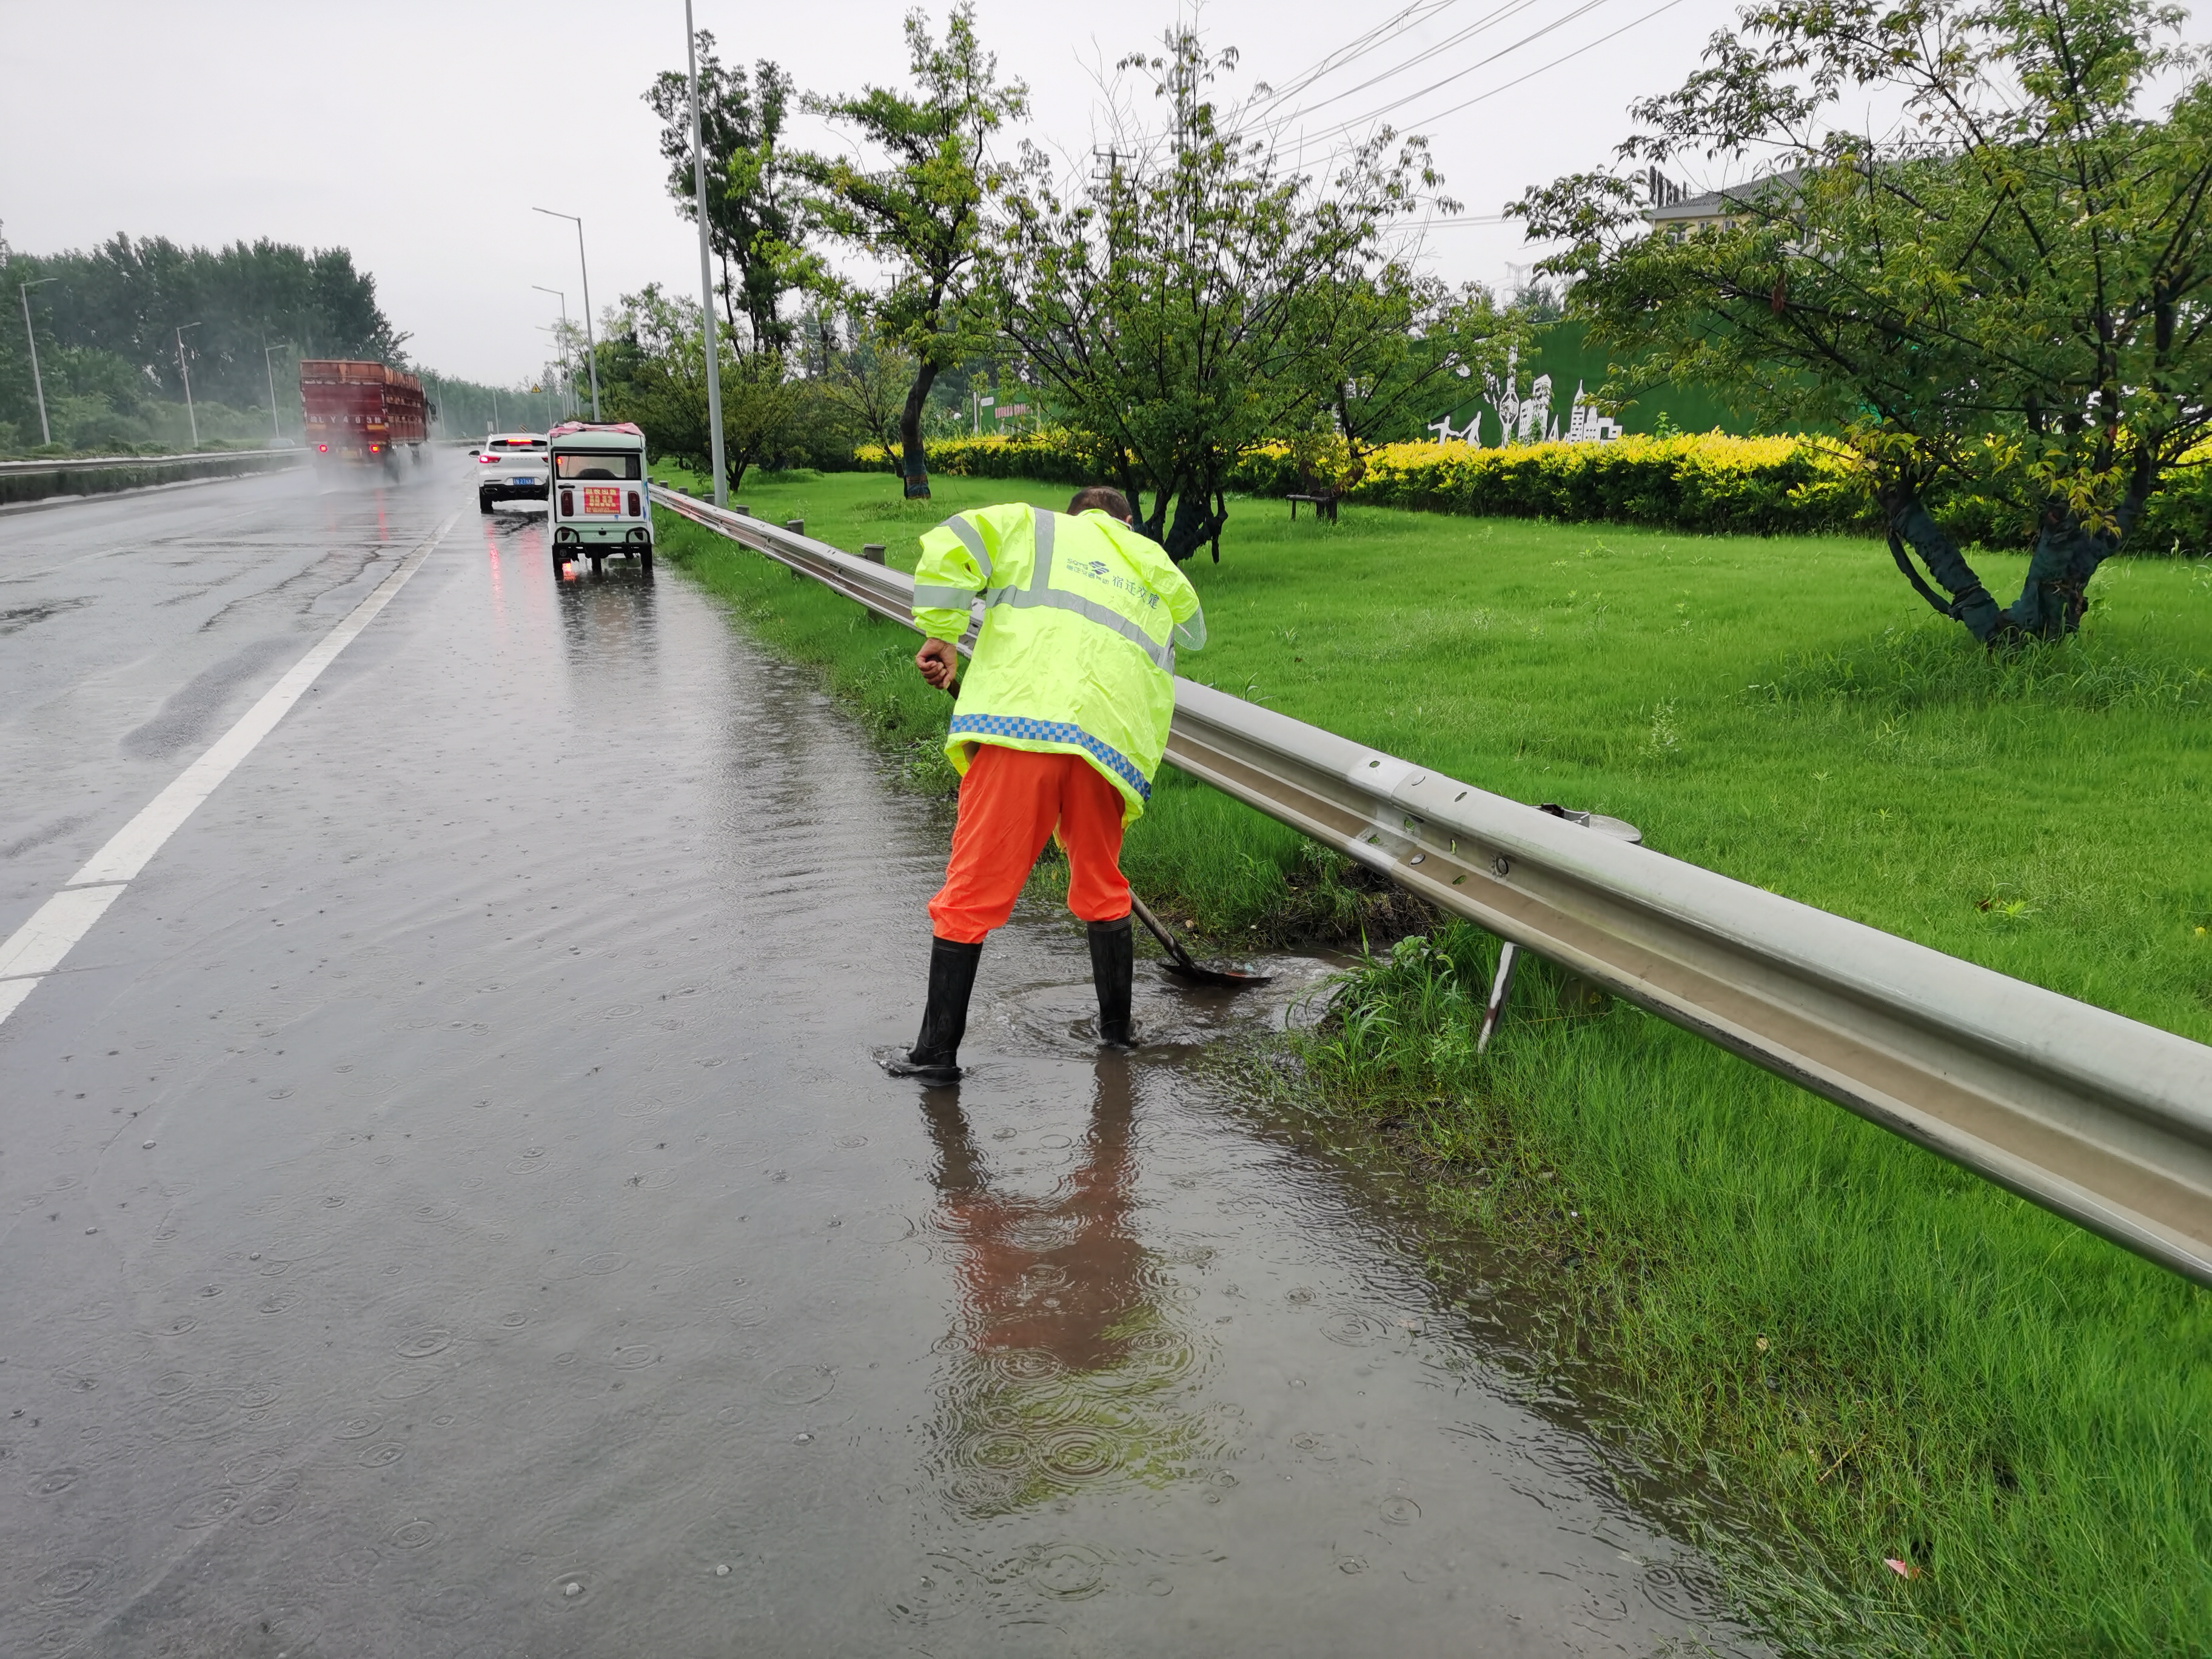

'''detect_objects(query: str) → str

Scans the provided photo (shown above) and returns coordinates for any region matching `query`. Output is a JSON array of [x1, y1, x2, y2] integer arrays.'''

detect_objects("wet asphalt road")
[[0, 460, 1756, 1655]]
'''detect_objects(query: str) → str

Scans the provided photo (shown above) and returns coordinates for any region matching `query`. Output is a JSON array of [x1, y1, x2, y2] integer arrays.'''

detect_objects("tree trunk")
[[1880, 488, 2003, 641], [1161, 484, 1229, 563], [899, 359, 937, 500], [2004, 517, 2102, 638], [1998, 460, 2150, 638], [1886, 483, 2150, 643]]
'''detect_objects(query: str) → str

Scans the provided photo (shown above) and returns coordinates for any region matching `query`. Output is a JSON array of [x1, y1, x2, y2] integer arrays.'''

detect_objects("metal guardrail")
[[0, 446, 312, 508], [0, 446, 306, 475], [655, 487, 2212, 1285]]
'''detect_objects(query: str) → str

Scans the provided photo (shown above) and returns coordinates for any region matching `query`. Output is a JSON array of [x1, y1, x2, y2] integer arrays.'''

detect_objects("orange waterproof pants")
[[928, 744, 1131, 943]]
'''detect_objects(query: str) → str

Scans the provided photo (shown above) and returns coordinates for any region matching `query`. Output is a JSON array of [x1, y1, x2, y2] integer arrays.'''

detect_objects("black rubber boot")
[[881, 937, 983, 1084], [1088, 916, 1136, 1050]]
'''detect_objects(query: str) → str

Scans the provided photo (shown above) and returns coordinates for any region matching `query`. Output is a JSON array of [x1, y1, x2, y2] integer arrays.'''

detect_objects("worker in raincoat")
[[883, 486, 1205, 1084]]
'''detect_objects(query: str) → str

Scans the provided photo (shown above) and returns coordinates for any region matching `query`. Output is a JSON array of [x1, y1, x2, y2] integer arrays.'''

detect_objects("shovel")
[[934, 674, 1269, 989], [1127, 891, 1273, 989]]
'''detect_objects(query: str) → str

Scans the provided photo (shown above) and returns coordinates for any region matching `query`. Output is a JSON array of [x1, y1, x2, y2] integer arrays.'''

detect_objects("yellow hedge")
[[853, 431, 2212, 550]]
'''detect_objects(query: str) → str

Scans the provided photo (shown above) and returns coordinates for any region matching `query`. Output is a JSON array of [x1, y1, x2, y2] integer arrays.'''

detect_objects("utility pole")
[[685, 0, 727, 506], [261, 333, 292, 443], [532, 285, 578, 417], [176, 323, 202, 449], [534, 208, 600, 419], [18, 278, 55, 447], [535, 326, 569, 424]]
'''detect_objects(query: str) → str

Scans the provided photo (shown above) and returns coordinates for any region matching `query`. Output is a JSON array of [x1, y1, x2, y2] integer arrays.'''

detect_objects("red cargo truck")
[[300, 360, 426, 465]]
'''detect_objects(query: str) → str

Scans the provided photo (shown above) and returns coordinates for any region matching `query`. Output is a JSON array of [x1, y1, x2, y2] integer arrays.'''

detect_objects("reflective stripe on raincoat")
[[911, 504, 1205, 822]]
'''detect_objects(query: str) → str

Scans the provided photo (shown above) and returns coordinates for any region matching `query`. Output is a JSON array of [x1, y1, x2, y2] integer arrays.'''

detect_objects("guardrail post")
[[785, 518, 803, 536], [733, 503, 750, 517], [862, 543, 886, 564], [1476, 942, 1520, 1053]]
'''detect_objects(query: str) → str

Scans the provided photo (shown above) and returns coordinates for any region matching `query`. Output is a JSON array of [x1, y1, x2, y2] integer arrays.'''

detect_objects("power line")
[[1281, 0, 1624, 158], [1245, 0, 1463, 118], [1263, 0, 1549, 128], [1406, 0, 1692, 129]]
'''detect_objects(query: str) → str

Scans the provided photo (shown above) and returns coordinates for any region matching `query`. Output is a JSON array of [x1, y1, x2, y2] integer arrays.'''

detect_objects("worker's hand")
[[915, 637, 959, 691]]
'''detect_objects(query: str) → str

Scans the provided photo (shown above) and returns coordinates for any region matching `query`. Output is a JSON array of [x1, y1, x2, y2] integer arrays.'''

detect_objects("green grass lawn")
[[654, 463, 2212, 1656]]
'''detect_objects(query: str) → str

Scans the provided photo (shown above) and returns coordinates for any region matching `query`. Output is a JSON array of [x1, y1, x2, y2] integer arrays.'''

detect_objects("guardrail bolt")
[[862, 543, 886, 565], [1492, 854, 1512, 877]]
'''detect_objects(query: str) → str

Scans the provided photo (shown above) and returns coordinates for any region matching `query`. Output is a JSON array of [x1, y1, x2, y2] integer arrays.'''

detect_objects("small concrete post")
[[862, 543, 886, 564]]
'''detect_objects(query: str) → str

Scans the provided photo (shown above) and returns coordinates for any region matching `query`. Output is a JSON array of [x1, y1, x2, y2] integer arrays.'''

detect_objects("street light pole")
[[533, 207, 600, 420], [531, 285, 578, 417], [686, 0, 727, 506], [18, 278, 55, 447], [261, 333, 292, 443], [175, 323, 202, 449], [535, 325, 568, 425]]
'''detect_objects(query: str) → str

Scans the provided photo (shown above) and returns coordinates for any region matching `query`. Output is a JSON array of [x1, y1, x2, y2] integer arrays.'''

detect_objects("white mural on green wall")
[[1426, 347, 1621, 447]]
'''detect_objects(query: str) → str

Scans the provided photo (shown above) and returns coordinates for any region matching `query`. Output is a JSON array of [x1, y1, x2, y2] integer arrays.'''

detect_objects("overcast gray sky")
[[1, 0, 1747, 386]]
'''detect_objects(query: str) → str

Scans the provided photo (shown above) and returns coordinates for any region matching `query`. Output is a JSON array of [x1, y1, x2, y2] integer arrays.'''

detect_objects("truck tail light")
[[317, 443, 328, 452], [626, 491, 640, 516], [560, 489, 574, 516]]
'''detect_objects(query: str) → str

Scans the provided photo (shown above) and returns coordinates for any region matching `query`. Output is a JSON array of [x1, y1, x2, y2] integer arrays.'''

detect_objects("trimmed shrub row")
[[863, 431, 2212, 554], [856, 431, 1097, 486]]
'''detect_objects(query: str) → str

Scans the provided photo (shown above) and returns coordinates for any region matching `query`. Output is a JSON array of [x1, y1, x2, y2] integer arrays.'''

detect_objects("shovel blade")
[[1161, 961, 1273, 989]]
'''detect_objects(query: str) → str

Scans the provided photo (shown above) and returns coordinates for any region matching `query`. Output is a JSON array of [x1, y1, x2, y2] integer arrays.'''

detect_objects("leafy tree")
[[1, 229, 404, 449], [1517, 0, 2212, 641], [816, 307, 919, 465], [645, 35, 802, 350], [994, 30, 1481, 560], [603, 285, 800, 493], [1301, 270, 1510, 475], [793, 3, 1027, 498]]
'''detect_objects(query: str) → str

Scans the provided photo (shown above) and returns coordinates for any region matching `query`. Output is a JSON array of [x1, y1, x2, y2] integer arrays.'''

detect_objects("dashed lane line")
[[0, 511, 460, 1031]]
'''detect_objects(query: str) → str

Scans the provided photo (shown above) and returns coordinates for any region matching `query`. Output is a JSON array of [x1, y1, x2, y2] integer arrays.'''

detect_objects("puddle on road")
[[0, 503, 1760, 1656]]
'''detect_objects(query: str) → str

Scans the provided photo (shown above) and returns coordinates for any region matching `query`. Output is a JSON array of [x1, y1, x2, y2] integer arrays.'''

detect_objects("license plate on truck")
[[581, 486, 620, 515]]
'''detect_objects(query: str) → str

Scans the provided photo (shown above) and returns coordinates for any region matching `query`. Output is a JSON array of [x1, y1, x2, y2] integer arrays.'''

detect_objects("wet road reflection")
[[0, 492, 1760, 1655], [924, 1062, 1220, 1520]]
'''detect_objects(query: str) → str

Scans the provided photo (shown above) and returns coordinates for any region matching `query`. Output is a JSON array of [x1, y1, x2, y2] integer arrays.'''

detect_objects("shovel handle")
[[1125, 891, 1199, 973]]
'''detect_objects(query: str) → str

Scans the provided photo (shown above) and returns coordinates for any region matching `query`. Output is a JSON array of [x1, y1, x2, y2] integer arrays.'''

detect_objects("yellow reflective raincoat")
[[912, 504, 1205, 822]]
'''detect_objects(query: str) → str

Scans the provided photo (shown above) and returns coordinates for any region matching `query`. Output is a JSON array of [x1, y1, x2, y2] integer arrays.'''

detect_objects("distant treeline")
[[0, 227, 418, 454]]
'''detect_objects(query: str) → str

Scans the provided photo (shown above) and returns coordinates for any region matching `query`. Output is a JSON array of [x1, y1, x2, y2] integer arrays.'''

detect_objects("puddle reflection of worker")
[[925, 1057, 1147, 1372], [922, 1061, 1217, 1517]]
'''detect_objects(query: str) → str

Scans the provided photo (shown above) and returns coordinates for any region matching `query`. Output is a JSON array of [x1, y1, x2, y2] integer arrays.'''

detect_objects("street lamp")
[[532, 284, 578, 417], [535, 326, 568, 425], [175, 323, 203, 449], [532, 207, 600, 420], [685, 0, 727, 506], [261, 333, 292, 443], [18, 278, 56, 447]]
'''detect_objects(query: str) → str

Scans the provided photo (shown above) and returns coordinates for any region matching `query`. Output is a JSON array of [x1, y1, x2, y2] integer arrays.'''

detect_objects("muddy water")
[[0, 498, 1758, 1655]]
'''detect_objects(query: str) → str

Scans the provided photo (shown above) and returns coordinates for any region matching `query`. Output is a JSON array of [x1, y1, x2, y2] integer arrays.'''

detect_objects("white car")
[[474, 432, 549, 512]]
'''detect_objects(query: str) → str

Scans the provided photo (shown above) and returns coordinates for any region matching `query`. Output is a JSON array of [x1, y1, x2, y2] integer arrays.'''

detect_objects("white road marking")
[[0, 885, 127, 980], [0, 511, 459, 1030]]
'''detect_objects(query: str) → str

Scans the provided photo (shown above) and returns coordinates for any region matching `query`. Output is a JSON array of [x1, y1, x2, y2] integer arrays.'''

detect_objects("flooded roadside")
[[0, 500, 1758, 1655]]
